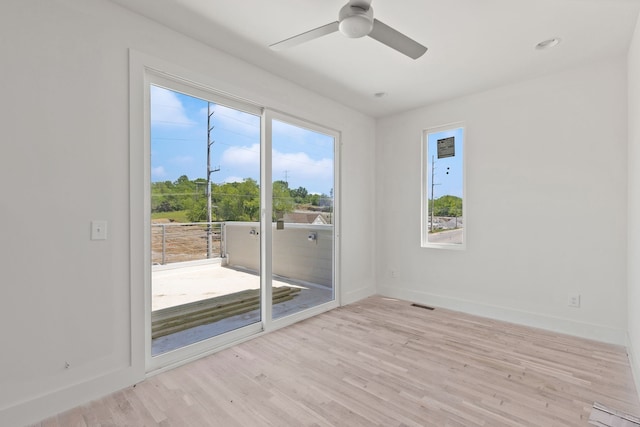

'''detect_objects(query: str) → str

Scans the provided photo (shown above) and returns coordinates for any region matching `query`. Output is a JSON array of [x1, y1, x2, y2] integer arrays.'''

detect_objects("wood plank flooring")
[[33, 296, 640, 426]]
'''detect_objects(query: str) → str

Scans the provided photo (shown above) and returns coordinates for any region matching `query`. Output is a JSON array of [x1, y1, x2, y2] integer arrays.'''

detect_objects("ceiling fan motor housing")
[[269, 0, 427, 60], [338, 4, 374, 38]]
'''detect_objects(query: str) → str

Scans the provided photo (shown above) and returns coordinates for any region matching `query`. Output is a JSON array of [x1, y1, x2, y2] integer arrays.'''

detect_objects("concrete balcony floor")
[[151, 259, 333, 355]]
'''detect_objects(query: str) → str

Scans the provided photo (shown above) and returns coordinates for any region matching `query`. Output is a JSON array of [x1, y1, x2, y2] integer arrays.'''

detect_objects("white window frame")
[[129, 50, 340, 375], [421, 123, 467, 250], [263, 110, 341, 332]]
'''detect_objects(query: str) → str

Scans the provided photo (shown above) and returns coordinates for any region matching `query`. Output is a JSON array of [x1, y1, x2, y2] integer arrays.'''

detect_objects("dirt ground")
[[151, 219, 222, 264]]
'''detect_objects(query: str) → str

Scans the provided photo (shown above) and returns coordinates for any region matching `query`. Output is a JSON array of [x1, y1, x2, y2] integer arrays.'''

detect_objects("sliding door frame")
[[262, 109, 341, 333], [131, 51, 340, 376], [143, 70, 264, 373]]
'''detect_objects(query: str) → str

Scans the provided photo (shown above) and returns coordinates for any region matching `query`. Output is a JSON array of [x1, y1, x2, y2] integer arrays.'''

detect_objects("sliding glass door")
[[146, 73, 338, 369], [269, 118, 336, 320], [149, 83, 262, 356]]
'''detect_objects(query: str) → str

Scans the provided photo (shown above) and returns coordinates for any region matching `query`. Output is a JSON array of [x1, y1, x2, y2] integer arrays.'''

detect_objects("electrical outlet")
[[568, 294, 581, 308], [91, 220, 107, 240]]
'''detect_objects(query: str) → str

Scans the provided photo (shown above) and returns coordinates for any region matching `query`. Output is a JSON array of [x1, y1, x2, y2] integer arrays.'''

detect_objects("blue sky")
[[150, 85, 334, 195], [426, 127, 464, 199]]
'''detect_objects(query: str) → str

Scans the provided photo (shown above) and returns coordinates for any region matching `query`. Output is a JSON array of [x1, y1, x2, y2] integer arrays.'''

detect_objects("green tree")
[[151, 179, 191, 213], [272, 180, 295, 220], [237, 178, 260, 220], [290, 186, 308, 203], [430, 195, 463, 218], [186, 198, 207, 222], [211, 178, 260, 221], [152, 176, 298, 223], [150, 175, 209, 214]]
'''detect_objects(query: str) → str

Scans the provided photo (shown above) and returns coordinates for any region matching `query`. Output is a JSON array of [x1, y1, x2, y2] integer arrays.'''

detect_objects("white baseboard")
[[627, 333, 640, 405], [378, 285, 627, 346], [0, 366, 144, 427], [341, 282, 376, 306]]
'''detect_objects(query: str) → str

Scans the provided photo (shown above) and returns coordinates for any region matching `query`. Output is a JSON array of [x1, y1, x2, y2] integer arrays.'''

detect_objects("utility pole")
[[430, 155, 441, 233], [430, 156, 435, 233], [206, 102, 220, 258]]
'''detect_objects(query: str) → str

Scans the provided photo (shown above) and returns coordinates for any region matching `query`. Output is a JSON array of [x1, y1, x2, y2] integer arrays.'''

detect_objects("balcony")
[[151, 221, 334, 355]]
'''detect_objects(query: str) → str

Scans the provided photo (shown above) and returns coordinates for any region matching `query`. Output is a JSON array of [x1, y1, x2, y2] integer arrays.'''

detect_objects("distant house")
[[283, 212, 328, 225]]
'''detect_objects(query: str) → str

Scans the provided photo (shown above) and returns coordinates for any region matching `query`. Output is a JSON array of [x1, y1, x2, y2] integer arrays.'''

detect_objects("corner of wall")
[[627, 9, 640, 405], [341, 282, 377, 306], [627, 333, 640, 405]]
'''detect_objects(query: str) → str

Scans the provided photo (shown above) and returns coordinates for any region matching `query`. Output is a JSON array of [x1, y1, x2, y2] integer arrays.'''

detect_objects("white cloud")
[[151, 86, 195, 128], [152, 166, 167, 179], [272, 150, 333, 184], [222, 176, 245, 184], [220, 143, 260, 167], [219, 143, 332, 191]]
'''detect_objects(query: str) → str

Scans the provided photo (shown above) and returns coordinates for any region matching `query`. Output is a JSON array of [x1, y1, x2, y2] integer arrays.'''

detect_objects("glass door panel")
[[150, 84, 261, 356], [269, 119, 335, 320]]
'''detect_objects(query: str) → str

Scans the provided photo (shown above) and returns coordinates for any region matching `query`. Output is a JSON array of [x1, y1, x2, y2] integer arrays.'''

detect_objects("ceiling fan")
[[269, 0, 428, 59]]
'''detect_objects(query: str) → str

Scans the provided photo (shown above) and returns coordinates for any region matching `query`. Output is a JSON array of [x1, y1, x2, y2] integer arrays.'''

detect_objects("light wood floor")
[[34, 296, 640, 426]]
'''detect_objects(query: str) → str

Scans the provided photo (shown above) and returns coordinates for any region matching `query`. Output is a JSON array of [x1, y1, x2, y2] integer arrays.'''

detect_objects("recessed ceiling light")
[[374, 92, 386, 98], [535, 38, 561, 50]]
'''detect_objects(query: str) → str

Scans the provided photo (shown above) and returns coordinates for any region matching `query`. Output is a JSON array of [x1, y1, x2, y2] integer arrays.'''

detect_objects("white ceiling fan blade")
[[368, 19, 427, 59], [270, 22, 339, 51], [349, 0, 372, 10]]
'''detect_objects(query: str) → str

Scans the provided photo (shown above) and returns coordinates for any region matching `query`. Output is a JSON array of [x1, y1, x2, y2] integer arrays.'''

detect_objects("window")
[[422, 124, 465, 248]]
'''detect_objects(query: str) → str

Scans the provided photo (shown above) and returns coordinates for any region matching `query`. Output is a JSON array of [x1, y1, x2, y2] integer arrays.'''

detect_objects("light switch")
[[91, 220, 107, 240]]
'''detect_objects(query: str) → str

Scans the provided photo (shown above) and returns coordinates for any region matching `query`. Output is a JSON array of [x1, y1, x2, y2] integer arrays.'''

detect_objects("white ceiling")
[[110, 0, 640, 117]]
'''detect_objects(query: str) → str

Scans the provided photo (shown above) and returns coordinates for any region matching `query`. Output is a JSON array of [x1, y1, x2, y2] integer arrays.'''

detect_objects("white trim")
[[263, 109, 342, 329], [271, 299, 339, 329], [129, 48, 152, 380], [421, 122, 467, 250], [627, 332, 640, 405], [147, 323, 263, 374], [0, 367, 141, 427], [147, 70, 262, 117], [378, 285, 628, 346], [262, 110, 273, 328], [146, 300, 338, 378], [335, 136, 342, 306], [143, 68, 267, 370], [131, 50, 342, 374], [341, 282, 376, 306]]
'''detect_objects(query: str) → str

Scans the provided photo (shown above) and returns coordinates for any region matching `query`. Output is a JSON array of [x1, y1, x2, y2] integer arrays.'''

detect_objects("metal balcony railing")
[[151, 221, 334, 287], [151, 222, 224, 265]]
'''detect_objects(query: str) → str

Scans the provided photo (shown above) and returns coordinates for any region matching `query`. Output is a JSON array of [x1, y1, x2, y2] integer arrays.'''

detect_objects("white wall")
[[376, 58, 629, 345], [628, 12, 640, 398], [224, 223, 334, 287], [0, 0, 376, 425]]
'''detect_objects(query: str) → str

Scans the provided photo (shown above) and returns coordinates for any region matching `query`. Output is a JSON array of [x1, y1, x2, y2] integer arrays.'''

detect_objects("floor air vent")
[[411, 303, 435, 310], [589, 402, 640, 426]]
